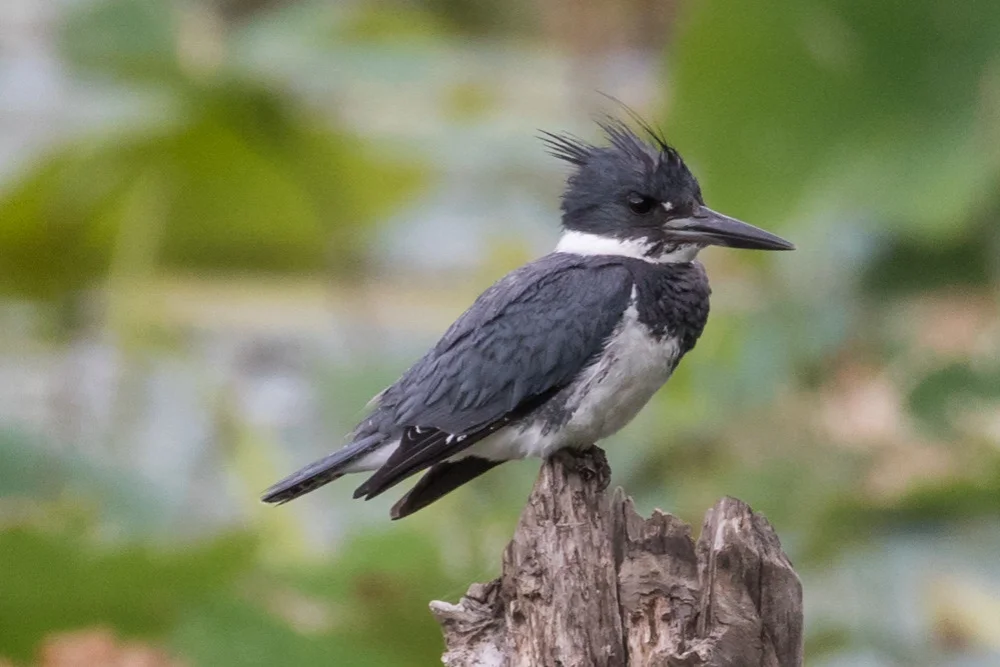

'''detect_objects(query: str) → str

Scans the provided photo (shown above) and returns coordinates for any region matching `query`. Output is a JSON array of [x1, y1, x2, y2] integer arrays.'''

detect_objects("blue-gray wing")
[[355, 253, 634, 499]]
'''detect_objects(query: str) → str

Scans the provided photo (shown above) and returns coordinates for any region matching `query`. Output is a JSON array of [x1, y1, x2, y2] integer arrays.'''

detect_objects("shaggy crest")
[[539, 112, 681, 172]]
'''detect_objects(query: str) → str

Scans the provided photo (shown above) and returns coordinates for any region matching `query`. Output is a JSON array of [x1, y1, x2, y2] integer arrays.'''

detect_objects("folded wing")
[[355, 254, 635, 510]]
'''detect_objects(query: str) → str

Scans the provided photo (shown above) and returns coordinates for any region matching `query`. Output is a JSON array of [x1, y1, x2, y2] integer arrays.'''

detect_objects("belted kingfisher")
[[263, 117, 793, 519]]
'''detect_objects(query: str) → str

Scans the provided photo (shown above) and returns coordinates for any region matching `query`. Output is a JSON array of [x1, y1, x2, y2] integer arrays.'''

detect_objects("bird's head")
[[543, 118, 794, 263]]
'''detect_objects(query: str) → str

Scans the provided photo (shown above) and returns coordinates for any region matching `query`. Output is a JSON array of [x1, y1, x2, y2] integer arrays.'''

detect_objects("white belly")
[[469, 301, 680, 460], [559, 303, 679, 443]]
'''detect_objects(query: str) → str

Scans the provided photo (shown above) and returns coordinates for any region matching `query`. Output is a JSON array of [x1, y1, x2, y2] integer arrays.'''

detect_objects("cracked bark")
[[431, 447, 803, 667]]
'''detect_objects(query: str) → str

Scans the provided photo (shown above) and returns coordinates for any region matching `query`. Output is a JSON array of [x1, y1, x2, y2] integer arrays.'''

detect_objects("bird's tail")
[[261, 435, 382, 505]]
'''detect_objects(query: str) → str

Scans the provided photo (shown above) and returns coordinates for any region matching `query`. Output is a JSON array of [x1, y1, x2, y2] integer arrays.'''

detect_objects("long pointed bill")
[[670, 206, 795, 251]]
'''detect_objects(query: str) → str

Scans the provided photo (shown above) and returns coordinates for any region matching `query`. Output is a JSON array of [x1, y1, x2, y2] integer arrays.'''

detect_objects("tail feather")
[[261, 436, 381, 505], [389, 456, 501, 519]]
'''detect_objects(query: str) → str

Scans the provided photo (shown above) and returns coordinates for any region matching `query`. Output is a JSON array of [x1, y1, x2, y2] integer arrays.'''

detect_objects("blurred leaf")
[[0, 0, 428, 303], [0, 524, 255, 662], [669, 0, 1000, 237], [908, 363, 1000, 436], [416, 0, 534, 37], [176, 527, 456, 667], [0, 147, 131, 299], [338, 4, 451, 44], [0, 81, 425, 300], [61, 0, 185, 85], [805, 625, 854, 660], [171, 596, 395, 667], [291, 527, 453, 662], [862, 224, 997, 293], [806, 459, 1000, 561]]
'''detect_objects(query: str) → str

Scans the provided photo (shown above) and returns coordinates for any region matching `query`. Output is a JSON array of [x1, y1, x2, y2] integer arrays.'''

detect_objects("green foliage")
[[61, 0, 183, 85], [0, 422, 458, 667], [0, 522, 256, 662], [668, 0, 1000, 237], [337, 3, 453, 44], [271, 528, 455, 665], [807, 459, 1000, 560], [0, 506, 456, 665], [415, 0, 535, 37], [862, 224, 998, 294], [0, 0, 425, 301], [908, 363, 1000, 436]]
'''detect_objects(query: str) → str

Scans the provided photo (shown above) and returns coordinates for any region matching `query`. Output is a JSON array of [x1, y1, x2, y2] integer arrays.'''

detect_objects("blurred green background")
[[1, 1, 999, 665]]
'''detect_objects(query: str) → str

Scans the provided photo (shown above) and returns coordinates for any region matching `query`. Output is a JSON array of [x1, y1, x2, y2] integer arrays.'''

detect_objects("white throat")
[[554, 230, 700, 264]]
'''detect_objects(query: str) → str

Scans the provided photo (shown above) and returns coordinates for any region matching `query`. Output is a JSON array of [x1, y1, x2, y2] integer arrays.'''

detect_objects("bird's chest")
[[562, 302, 681, 441]]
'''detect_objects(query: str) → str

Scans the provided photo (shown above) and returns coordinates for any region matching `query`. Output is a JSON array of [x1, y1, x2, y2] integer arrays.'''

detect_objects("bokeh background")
[[1, 1, 999, 665]]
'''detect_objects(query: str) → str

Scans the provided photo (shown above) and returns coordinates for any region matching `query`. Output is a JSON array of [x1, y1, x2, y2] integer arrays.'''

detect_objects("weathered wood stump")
[[430, 447, 803, 667]]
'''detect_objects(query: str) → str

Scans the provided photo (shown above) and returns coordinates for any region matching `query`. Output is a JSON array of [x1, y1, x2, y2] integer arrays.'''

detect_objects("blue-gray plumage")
[[262, 115, 794, 518]]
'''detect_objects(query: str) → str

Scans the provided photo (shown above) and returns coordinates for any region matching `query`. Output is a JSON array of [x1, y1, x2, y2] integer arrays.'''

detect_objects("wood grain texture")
[[431, 447, 803, 667]]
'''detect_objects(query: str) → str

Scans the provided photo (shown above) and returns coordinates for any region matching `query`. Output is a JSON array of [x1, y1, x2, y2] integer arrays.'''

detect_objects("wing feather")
[[355, 255, 634, 503]]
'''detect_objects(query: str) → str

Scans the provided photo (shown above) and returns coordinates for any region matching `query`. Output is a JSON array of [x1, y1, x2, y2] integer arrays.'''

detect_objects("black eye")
[[627, 193, 657, 215]]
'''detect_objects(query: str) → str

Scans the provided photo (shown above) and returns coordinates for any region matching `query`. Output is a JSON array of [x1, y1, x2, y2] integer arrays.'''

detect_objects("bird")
[[262, 115, 794, 519]]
